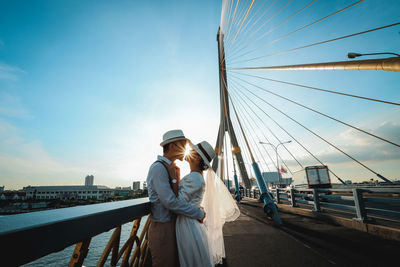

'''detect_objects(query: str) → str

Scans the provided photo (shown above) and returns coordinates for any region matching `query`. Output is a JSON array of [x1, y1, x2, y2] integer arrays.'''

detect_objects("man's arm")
[[151, 164, 204, 220]]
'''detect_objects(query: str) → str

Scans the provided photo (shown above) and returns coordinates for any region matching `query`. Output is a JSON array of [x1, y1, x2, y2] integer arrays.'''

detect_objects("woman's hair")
[[198, 158, 209, 171]]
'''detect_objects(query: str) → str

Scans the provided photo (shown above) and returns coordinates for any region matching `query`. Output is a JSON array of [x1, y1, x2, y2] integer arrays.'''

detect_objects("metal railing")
[[0, 198, 151, 267], [240, 187, 400, 223]]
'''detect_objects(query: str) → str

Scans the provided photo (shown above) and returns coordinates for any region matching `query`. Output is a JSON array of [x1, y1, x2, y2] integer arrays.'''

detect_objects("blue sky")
[[0, 0, 399, 189]]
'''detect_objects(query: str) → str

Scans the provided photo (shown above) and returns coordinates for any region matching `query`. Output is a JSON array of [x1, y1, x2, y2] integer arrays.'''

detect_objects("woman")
[[175, 141, 240, 267]]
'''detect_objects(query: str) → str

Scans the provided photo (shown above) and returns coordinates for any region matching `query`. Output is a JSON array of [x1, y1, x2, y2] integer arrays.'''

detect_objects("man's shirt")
[[146, 155, 204, 222]]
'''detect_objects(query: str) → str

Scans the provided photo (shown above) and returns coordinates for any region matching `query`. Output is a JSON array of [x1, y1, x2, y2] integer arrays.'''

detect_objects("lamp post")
[[259, 141, 291, 184]]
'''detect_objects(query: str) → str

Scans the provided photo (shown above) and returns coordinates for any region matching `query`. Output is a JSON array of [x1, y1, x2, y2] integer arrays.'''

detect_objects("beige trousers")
[[148, 220, 179, 267]]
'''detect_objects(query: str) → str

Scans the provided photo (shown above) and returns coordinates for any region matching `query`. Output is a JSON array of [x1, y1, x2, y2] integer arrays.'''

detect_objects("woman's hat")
[[160, 129, 189, 146], [193, 141, 217, 168]]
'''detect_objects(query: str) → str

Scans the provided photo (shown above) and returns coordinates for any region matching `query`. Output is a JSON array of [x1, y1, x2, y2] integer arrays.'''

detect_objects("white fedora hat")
[[193, 141, 217, 168], [160, 129, 189, 146]]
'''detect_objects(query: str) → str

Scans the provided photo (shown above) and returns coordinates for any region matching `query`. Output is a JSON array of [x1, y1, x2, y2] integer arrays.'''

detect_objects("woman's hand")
[[166, 162, 178, 179]]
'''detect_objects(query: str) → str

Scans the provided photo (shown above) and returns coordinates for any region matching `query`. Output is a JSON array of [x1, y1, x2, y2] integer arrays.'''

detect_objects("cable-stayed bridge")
[[1, 1, 399, 266]]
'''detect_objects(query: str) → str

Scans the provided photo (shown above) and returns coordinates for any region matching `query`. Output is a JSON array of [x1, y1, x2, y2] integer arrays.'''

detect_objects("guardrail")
[[240, 187, 400, 223], [0, 198, 151, 267]]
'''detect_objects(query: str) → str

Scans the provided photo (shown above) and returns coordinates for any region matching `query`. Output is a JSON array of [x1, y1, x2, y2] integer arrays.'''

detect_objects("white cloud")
[[0, 74, 221, 190], [264, 121, 400, 182], [0, 92, 33, 119], [0, 62, 25, 82]]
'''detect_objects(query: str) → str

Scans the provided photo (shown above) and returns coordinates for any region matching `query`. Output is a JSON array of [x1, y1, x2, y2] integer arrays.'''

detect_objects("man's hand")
[[197, 206, 206, 224]]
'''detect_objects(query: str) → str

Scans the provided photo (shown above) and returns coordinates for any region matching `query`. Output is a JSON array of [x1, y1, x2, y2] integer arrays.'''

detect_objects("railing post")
[[290, 188, 296, 207], [276, 188, 280, 204], [312, 189, 320, 212], [69, 238, 91, 267], [353, 188, 367, 222]]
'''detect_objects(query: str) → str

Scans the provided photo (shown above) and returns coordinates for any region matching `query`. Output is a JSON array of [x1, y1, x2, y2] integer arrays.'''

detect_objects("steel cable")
[[231, 77, 388, 179], [228, 0, 365, 63], [230, 74, 400, 148], [228, 70, 400, 106]]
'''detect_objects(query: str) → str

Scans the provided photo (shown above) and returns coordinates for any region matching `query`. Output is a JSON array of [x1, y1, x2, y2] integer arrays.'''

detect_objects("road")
[[222, 199, 399, 267]]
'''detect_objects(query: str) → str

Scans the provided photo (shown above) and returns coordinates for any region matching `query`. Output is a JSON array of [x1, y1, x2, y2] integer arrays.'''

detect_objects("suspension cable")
[[230, 84, 294, 175], [230, 82, 346, 183], [230, 87, 278, 170], [228, 0, 365, 63], [228, 71, 400, 106], [228, 0, 278, 57], [226, 0, 256, 53], [232, 77, 390, 180], [229, 79, 301, 170], [228, 0, 317, 60], [229, 21, 399, 65], [229, 90, 271, 173], [230, 74, 400, 148], [229, 79, 300, 173], [228, 0, 269, 54]]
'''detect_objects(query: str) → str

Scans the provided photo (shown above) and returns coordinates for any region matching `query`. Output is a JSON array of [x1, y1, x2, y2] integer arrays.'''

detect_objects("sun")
[[184, 143, 191, 157]]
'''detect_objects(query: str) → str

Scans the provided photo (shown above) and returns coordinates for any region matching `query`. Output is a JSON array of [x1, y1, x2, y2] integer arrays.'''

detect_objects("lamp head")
[[347, 52, 362, 59]]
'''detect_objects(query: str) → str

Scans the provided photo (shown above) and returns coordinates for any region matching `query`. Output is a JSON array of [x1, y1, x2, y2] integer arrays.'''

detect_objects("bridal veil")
[[201, 169, 240, 265]]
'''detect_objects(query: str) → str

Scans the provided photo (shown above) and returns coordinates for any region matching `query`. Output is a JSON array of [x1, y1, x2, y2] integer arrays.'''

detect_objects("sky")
[[0, 0, 399, 190]]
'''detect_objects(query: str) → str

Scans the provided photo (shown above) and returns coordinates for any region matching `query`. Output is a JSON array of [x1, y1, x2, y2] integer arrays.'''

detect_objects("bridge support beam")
[[252, 162, 282, 224], [212, 27, 251, 189]]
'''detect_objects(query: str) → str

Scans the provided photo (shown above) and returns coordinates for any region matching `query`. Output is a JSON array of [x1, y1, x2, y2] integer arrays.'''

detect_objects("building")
[[23, 185, 114, 200], [262, 172, 280, 184], [0, 191, 26, 200], [85, 175, 94, 186], [132, 181, 141, 190], [114, 186, 132, 197], [142, 181, 147, 190], [0, 186, 4, 192]]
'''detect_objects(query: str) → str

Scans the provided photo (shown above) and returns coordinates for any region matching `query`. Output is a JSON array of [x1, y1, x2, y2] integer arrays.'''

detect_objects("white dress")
[[176, 172, 213, 267]]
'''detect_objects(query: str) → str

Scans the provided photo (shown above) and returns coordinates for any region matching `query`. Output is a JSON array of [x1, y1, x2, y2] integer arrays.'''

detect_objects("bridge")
[[1, 0, 400, 266]]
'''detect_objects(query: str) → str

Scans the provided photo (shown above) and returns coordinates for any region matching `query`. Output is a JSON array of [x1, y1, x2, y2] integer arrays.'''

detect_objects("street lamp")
[[259, 141, 291, 182], [347, 52, 400, 59]]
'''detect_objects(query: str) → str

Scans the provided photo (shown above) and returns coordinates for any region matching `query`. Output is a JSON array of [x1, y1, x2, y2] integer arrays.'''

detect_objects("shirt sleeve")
[[150, 163, 204, 220]]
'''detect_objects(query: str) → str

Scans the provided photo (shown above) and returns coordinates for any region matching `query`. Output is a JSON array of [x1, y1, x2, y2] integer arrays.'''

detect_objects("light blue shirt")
[[146, 155, 204, 222]]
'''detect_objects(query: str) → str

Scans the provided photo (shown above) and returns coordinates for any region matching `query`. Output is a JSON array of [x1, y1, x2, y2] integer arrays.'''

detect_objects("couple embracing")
[[146, 129, 240, 267]]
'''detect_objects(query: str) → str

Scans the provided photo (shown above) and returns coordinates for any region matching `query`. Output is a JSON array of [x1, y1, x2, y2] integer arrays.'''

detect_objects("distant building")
[[114, 186, 132, 197], [262, 172, 280, 184], [85, 175, 94, 186], [142, 181, 147, 190], [0, 186, 4, 192], [23, 185, 114, 200], [0, 191, 26, 200], [132, 181, 141, 190]]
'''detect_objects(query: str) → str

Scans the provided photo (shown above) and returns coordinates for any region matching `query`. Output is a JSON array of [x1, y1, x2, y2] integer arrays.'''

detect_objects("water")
[[23, 216, 148, 267]]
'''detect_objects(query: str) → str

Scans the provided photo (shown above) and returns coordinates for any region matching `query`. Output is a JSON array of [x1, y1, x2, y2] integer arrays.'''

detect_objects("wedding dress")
[[176, 171, 213, 267], [176, 169, 240, 266]]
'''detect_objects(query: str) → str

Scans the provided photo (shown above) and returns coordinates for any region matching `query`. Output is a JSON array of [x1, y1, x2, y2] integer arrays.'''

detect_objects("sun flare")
[[184, 143, 191, 157]]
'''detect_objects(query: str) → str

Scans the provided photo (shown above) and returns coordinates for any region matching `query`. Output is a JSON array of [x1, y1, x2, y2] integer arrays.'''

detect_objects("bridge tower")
[[212, 27, 251, 189]]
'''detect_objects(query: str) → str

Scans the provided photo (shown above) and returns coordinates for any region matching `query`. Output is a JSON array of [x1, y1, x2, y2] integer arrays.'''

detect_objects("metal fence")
[[0, 198, 151, 267], [240, 187, 400, 223]]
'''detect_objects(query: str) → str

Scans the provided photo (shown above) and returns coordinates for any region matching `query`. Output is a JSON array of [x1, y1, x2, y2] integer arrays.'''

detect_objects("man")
[[147, 129, 206, 267]]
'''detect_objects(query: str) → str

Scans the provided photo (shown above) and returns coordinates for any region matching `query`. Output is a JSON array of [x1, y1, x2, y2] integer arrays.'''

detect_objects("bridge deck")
[[222, 198, 399, 267]]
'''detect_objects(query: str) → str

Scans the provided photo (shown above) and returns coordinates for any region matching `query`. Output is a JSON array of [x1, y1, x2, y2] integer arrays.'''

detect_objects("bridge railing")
[[0, 198, 151, 267], [241, 187, 400, 223]]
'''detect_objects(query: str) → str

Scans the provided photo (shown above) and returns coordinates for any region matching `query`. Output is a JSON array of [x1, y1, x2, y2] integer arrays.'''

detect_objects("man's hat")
[[193, 141, 217, 168], [160, 129, 189, 146]]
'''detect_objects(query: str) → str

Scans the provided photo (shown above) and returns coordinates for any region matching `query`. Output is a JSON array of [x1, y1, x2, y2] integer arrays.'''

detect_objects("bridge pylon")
[[212, 27, 251, 189]]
